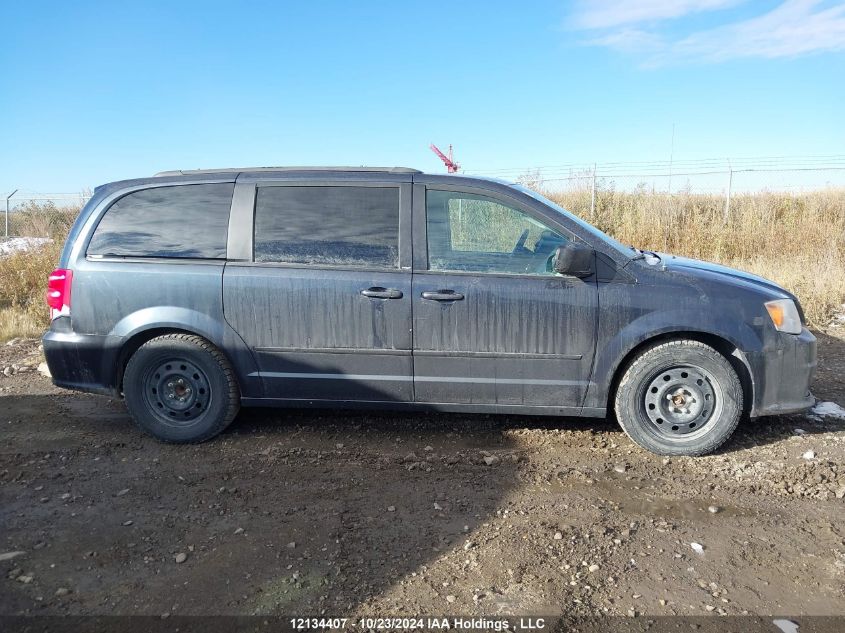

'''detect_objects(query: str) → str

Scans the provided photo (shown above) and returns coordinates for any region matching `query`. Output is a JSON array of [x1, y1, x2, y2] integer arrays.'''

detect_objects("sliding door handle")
[[361, 287, 403, 299], [421, 290, 464, 302]]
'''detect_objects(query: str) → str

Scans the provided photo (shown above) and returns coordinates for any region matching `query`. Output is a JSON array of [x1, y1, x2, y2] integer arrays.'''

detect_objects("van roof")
[[93, 169, 516, 196], [154, 166, 422, 177]]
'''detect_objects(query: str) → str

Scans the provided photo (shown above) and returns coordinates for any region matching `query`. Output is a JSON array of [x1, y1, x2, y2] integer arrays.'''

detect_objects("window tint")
[[254, 186, 400, 268], [426, 190, 568, 275], [88, 183, 234, 258]]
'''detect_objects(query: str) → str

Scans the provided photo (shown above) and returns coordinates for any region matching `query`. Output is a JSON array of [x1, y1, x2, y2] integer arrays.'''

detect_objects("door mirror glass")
[[552, 243, 595, 278]]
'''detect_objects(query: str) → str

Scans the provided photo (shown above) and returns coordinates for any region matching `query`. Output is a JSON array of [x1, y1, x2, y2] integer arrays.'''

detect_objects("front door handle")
[[421, 290, 464, 302], [361, 287, 403, 299]]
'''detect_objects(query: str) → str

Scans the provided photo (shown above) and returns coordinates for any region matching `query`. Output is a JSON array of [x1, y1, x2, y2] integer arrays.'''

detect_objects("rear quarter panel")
[[69, 259, 260, 397], [61, 176, 261, 396]]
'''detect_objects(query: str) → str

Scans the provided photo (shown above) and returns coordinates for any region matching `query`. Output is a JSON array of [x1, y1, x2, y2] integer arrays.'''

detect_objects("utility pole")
[[590, 163, 597, 217], [724, 162, 733, 225], [667, 123, 675, 194], [5, 189, 17, 238]]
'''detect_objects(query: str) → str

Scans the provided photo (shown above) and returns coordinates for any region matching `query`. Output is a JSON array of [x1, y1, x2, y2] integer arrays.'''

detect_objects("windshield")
[[513, 185, 634, 259]]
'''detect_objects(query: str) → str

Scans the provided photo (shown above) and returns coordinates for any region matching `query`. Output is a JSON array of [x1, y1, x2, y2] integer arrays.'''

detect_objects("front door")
[[223, 181, 414, 403], [412, 186, 598, 411]]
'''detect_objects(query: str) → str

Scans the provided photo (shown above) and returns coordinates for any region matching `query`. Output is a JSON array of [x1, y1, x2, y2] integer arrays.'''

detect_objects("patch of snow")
[[0, 237, 51, 257], [829, 303, 845, 327], [810, 401, 845, 420], [772, 620, 800, 633]]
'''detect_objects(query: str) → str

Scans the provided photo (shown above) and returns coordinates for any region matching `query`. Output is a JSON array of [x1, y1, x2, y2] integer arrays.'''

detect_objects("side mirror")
[[553, 243, 595, 278]]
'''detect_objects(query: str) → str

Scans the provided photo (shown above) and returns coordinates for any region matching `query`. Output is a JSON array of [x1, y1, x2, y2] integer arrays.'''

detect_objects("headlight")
[[765, 299, 802, 334]]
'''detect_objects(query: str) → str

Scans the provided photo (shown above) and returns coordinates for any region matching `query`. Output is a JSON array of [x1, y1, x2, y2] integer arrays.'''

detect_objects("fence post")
[[5, 189, 17, 238], [724, 168, 733, 225], [590, 163, 596, 217]]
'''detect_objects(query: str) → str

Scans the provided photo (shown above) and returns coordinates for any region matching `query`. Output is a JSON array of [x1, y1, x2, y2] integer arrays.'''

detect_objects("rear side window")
[[254, 186, 400, 268], [87, 183, 235, 258]]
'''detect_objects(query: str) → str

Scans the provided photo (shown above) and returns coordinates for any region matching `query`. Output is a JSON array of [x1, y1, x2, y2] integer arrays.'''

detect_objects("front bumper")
[[747, 327, 816, 417], [42, 317, 121, 397]]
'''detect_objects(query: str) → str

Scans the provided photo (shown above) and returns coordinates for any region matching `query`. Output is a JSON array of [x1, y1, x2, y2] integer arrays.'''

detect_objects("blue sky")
[[1, 0, 843, 193]]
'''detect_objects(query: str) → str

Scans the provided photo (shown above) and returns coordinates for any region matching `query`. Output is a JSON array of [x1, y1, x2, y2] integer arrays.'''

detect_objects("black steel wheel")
[[124, 334, 239, 443], [614, 340, 743, 456], [143, 358, 211, 425], [640, 365, 720, 437]]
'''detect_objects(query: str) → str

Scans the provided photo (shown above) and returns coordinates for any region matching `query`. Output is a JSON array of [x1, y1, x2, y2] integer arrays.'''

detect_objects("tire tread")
[[614, 339, 743, 456], [123, 333, 239, 443]]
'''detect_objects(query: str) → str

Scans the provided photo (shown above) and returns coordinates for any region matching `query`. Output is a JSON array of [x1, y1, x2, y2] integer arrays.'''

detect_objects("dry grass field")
[[0, 203, 75, 340], [0, 188, 843, 342], [550, 187, 845, 325]]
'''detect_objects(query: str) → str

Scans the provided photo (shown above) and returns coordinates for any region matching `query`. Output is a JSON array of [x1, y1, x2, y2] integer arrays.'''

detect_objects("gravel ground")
[[0, 330, 843, 619]]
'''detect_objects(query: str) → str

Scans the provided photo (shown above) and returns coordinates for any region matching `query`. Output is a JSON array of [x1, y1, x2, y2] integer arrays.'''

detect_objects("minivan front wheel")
[[123, 334, 239, 443], [614, 340, 743, 456]]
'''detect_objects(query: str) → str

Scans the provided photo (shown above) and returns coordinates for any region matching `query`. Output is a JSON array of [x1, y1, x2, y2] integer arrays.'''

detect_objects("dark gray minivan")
[[43, 167, 816, 455]]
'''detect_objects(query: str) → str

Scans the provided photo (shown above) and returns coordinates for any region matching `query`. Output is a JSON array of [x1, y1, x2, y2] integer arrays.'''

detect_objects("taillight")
[[46, 269, 73, 316]]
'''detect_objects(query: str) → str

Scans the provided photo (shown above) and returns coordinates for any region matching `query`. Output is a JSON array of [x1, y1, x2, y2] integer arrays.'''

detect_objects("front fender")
[[584, 307, 763, 411]]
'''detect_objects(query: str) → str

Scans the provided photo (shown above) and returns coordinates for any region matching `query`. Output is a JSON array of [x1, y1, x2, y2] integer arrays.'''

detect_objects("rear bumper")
[[42, 317, 120, 397], [748, 327, 816, 417]]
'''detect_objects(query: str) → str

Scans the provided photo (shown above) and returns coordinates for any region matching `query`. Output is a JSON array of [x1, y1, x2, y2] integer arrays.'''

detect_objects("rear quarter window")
[[87, 183, 235, 259], [254, 186, 400, 268]]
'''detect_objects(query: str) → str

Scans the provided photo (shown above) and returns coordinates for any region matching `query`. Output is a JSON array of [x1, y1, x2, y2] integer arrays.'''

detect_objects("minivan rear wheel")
[[614, 339, 743, 456], [123, 334, 239, 443]]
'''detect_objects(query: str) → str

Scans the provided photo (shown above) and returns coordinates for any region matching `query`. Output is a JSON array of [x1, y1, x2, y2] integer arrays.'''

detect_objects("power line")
[[465, 154, 845, 178], [539, 166, 845, 182]]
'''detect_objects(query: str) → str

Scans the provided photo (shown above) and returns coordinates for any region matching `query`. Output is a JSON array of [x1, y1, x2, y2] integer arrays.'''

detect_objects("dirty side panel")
[[67, 258, 260, 396], [223, 265, 413, 402], [72, 260, 227, 337], [412, 272, 598, 407]]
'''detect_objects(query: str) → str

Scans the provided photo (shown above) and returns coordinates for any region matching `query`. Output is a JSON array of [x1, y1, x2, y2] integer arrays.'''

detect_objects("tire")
[[123, 334, 239, 443], [614, 339, 743, 456]]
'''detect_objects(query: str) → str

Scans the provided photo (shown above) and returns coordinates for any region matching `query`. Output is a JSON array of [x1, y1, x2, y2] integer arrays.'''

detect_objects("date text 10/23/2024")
[[289, 618, 547, 631]]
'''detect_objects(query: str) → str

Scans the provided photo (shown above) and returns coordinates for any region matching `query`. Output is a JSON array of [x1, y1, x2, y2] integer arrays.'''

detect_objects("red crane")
[[429, 143, 460, 173]]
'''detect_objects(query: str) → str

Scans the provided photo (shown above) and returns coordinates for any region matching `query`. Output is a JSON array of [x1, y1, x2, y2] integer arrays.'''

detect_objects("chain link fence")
[[3, 158, 845, 239], [2, 192, 91, 239], [467, 156, 845, 222]]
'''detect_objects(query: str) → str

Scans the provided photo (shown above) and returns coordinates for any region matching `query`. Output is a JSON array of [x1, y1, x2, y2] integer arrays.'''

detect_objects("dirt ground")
[[1, 329, 844, 621]]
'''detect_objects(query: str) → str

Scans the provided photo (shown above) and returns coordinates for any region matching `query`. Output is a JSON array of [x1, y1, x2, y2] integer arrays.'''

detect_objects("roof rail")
[[154, 166, 422, 177]]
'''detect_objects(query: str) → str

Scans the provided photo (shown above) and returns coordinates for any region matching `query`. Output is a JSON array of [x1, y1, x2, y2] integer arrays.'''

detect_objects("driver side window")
[[426, 189, 568, 275]]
